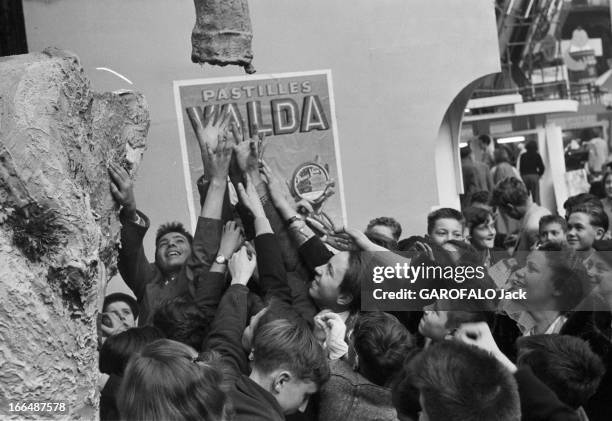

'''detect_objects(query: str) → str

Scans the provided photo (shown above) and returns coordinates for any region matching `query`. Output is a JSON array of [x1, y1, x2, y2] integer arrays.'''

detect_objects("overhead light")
[[497, 136, 525, 144], [464, 108, 471, 113], [459, 142, 468, 148]]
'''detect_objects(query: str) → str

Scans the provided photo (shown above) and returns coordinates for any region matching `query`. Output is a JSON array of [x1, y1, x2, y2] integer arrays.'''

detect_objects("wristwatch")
[[285, 214, 304, 227], [215, 254, 228, 265]]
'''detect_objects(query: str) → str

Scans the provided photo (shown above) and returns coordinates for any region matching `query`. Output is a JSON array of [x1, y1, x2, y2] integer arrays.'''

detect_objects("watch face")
[[215, 255, 226, 264]]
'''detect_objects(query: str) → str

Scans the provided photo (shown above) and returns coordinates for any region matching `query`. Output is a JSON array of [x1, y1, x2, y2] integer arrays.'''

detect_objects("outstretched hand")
[[188, 106, 230, 153], [236, 173, 266, 218], [324, 232, 358, 252], [335, 226, 385, 252], [218, 220, 244, 259], [231, 122, 264, 176], [108, 162, 137, 217], [259, 160, 294, 210], [229, 246, 257, 285], [203, 134, 233, 182]]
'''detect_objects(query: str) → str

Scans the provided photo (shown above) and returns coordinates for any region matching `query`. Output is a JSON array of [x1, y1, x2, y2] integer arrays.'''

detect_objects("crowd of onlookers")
[[97, 120, 612, 421]]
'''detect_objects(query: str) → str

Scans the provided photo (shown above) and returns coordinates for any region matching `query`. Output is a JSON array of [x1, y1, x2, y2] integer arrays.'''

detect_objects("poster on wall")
[[173, 70, 347, 233]]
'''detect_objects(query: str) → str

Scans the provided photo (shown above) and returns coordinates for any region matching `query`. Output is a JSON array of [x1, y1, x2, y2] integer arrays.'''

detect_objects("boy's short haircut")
[[427, 208, 464, 234], [517, 334, 605, 409], [152, 296, 212, 352], [569, 205, 609, 232], [99, 326, 164, 375], [490, 177, 528, 208], [408, 341, 520, 421], [155, 221, 194, 247], [353, 312, 415, 386], [470, 190, 490, 206], [563, 193, 603, 215], [538, 215, 567, 232], [252, 318, 330, 386], [366, 216, 402, 241]]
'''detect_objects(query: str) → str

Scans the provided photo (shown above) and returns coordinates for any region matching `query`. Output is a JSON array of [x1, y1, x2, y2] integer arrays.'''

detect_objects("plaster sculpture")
[[0, 48, 149, 419], [191, 0, 256, 73]]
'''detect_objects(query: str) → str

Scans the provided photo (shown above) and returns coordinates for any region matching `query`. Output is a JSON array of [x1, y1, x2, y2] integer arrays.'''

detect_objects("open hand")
[[108, 162, 137, 216], [204, 133, 233, 182], [324, 232, 358, 251], [260, 160, 293, 210], [187, 106, 230, 153], [336, 226, 385, 252], [231, 122, 264, 175], [218, 220, 244, 259]]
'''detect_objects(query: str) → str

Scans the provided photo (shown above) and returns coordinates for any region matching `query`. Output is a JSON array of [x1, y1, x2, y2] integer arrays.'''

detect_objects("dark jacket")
[[515, 367, 579, 421], [99, 374, 121, 421], [560, 310, 612, 421], [519, 152, 545, 176], [118, 210, 221, 325], [204, 230, 297, 420], [318, 360, 398, 421], [231, 375, 285, 421], [204, 284, 285, 421]]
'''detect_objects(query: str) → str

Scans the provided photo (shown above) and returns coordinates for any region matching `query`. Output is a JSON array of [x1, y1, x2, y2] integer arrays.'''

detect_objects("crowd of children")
[[97, 117, 612, 421]]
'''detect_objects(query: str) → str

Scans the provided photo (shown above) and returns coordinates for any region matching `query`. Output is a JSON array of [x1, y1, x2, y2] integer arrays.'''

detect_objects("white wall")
[[23, 0, 500, 291]]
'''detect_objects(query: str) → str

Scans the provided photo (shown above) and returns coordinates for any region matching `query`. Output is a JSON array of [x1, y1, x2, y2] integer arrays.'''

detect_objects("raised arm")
[[259, 160, 335, 272], [194, 220, 243, 314], [236, 173, 292, 304], [109, 162, 154, 301], [186, 110, 232, 281], [204, 246, 255, 380], [232, 125, 299, 271]]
